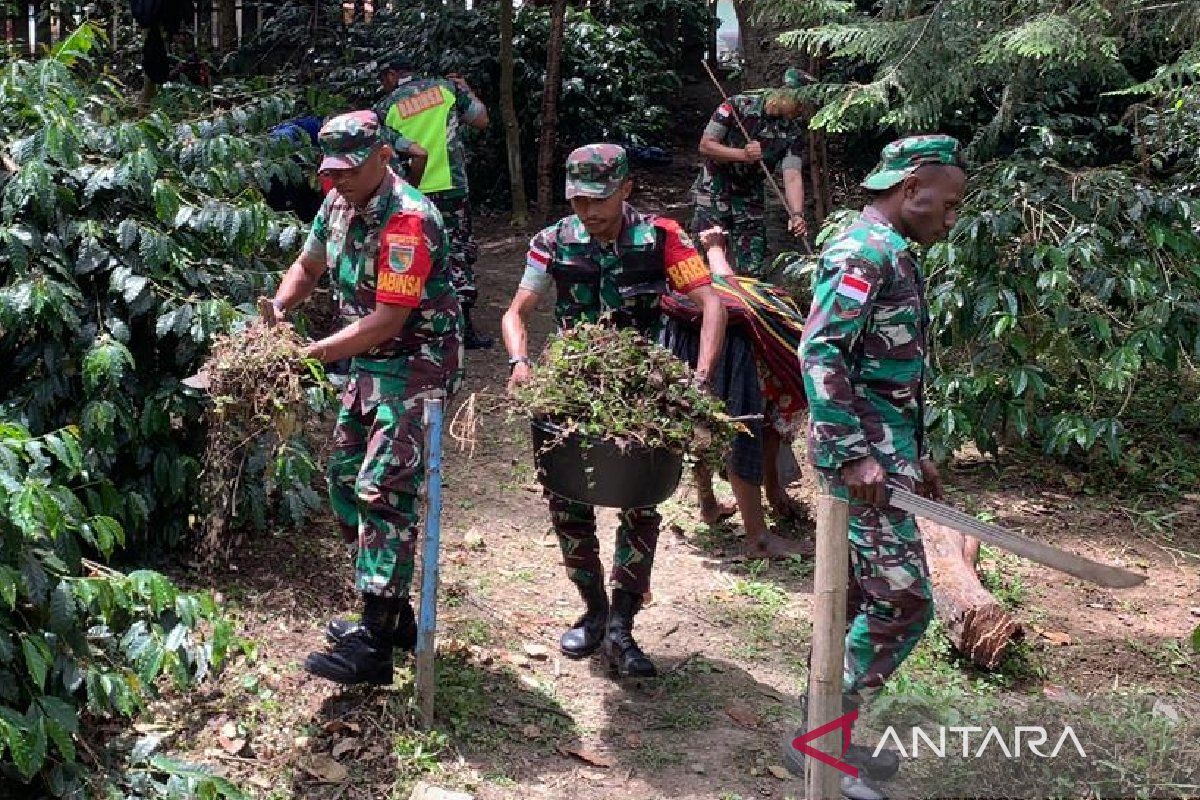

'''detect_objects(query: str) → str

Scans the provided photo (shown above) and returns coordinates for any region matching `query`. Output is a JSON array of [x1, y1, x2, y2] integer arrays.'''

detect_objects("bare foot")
[[767, 491, 811, 522], [744, 531, 814, 559], [699, 498, 738, 525]]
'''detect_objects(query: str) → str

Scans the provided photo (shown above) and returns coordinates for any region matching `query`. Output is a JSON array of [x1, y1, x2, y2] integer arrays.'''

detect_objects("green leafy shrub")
[[0, 26, 320, 551], [0, 424, 234, 796], [234, 1, 704, 202], [769, 0, 1200, 483]]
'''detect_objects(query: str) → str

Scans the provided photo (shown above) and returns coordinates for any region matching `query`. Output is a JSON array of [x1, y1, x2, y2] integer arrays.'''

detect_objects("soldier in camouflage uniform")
[[265, 111, 463, 686], [501, 145, 727, 679], [691, 67, 811, 277], [782, 136, 966, 800], [376, 57, 493, 350]]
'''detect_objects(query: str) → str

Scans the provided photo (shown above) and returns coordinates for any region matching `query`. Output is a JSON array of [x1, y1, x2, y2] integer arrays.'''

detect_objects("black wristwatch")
[[508, 356, 530, 373]]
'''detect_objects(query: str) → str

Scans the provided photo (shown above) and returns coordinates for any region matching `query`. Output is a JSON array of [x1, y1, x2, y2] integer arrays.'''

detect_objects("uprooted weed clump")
[[196, 322, 319, 562], [513, 323, 741, 465]]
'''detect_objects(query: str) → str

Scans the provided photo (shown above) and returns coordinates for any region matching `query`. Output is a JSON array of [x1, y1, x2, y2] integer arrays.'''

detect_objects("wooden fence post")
[[806, 494, 849, 800]]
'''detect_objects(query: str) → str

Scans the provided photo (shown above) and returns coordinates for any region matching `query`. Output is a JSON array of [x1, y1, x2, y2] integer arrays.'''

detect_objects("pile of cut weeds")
[[195, 322, 320, 561], [514, 323, 741, 465]]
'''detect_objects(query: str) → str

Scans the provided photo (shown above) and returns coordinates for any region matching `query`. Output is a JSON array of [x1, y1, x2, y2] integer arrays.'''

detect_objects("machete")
[[889, 486, 1146, 589]]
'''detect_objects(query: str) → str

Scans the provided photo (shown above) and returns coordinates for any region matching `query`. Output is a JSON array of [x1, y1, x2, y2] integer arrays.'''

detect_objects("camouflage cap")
[[861, 134, 965, 191], [317, 110, 381, 172], [564, 144, 630, 200], [378, 54, 415, 74], [783, 67, 815, 89]]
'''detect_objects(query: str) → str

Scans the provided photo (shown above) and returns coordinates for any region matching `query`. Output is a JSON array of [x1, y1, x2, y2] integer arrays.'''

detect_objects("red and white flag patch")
[[836, 273, 872, 303]]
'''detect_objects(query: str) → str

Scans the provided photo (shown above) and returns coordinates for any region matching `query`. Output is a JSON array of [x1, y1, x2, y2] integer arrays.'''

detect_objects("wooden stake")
[[806, 494, 849, 800], [415, 398, 445, 730]]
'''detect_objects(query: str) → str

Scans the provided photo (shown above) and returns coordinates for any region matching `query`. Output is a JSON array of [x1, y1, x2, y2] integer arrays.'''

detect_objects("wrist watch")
[[508, 356, 530, 373]]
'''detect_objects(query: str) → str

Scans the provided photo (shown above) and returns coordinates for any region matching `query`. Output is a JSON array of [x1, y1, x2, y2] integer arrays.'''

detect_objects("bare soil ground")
[[152, 121, 1200, 800]]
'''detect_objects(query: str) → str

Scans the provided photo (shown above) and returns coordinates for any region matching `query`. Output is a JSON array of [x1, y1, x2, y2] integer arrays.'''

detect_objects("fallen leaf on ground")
[[303, 754, 348, 783], [1039, 629, 1072, 646], [218, 735, 246, 755], [557, 744, 614, 768], [767, 765, 791, 780], [724, 701, 761, 729], [523, 643, 550, 659]]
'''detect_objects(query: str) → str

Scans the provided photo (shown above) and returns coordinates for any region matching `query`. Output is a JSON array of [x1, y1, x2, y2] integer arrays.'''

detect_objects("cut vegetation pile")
[[195, 322, 318, 561], [513, 323, 742, 465]]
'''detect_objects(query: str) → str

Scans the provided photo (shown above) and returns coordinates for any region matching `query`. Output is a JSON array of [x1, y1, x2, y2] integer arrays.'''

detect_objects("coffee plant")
[[0, 423, 238, 796], [0, 25, 320, 552]]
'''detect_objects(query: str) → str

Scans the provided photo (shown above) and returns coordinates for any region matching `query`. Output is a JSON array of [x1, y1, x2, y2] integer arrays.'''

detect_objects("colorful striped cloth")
[[661, 275, 808, 429]]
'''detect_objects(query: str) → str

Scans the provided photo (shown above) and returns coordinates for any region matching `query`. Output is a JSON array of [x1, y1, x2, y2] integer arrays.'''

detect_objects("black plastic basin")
[[530, 418, 683, 509]]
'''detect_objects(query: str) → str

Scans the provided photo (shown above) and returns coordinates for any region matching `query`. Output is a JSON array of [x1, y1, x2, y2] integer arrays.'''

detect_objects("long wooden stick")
[[806, 494, 849, 800], [701, 61, 813, 255]]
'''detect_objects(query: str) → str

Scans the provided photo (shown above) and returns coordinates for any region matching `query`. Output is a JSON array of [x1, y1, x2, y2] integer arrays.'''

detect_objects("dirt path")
[[156, 187, 1200, 800]]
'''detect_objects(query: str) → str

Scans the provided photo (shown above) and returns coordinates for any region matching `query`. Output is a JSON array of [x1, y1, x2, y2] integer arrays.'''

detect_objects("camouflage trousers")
[[429, 192, 479, 309], [548, 494, 661, 596], [820, 471, 934, 699], [691, 190, 767, 277], [327, 352, 459, 597]]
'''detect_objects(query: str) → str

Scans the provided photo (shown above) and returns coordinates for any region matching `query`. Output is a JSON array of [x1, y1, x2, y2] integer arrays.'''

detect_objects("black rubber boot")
[[305, 595, 402, 685], [559, 582, 610, 659], [325, 597, 417, 651], [603, 589, 656, 678], [463, 307, 494, 350]]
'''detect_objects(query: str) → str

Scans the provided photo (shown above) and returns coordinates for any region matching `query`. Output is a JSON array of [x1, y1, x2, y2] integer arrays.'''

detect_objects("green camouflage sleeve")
[[800, 247, 886, 469], [301, 192, 333, 261], [450, 80, 486, 125]]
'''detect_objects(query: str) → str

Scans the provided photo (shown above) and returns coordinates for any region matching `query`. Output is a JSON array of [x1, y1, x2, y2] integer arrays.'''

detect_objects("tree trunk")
[[218, 0, 237, 51], [919, 518, 1023, 670], [806, 55, 831, 227], [706, 0, 718, 70], [499, 0, 528, 225], [730, 0, 760, 86], [536, 0, 566, 223]]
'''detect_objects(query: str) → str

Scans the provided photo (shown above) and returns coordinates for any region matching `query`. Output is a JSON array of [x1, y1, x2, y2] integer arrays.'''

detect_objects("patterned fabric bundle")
[[661, 275, 808, 429]]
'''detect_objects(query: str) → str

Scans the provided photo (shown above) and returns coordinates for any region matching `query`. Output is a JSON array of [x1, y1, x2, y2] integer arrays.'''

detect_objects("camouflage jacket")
[[519, 204, 713, 340], [692, 92, 806, 202], [303, 169, 460, 371], [800, 206, 929, 479], [376, 76, 483, 199]]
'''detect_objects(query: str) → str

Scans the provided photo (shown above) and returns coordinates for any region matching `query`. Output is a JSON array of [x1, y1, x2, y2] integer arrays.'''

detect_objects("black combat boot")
[[325, 598, 417, 651], [559, 582, 609, 659], [463, 307, 494, 350], [603, 588, 656, 678], [305, 594, 407, 685], [781, 690, 899, 798]]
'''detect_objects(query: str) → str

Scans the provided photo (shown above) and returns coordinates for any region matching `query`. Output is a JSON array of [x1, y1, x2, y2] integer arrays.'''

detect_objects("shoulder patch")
[[836, 273, 872, 303]]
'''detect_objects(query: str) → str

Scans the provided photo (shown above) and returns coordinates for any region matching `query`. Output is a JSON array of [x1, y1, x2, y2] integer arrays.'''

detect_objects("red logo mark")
[[790, 708, 860, 778]]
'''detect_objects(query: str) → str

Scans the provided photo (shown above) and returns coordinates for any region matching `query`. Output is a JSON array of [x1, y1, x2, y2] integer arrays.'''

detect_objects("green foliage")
[[0, 32, 319, 551], [770, 0, 1200, 480], [924, 156, 1200, 471], [0, 425, 233, 796], [234, 0, 707, 202]]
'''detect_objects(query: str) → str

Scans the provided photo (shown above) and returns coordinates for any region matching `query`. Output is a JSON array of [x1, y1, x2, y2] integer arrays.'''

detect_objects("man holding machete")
[[784, 135, 967, 800]]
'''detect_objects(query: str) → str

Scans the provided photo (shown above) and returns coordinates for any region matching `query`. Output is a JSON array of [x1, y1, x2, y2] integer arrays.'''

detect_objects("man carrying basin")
[[501, 144, 726, 679]]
